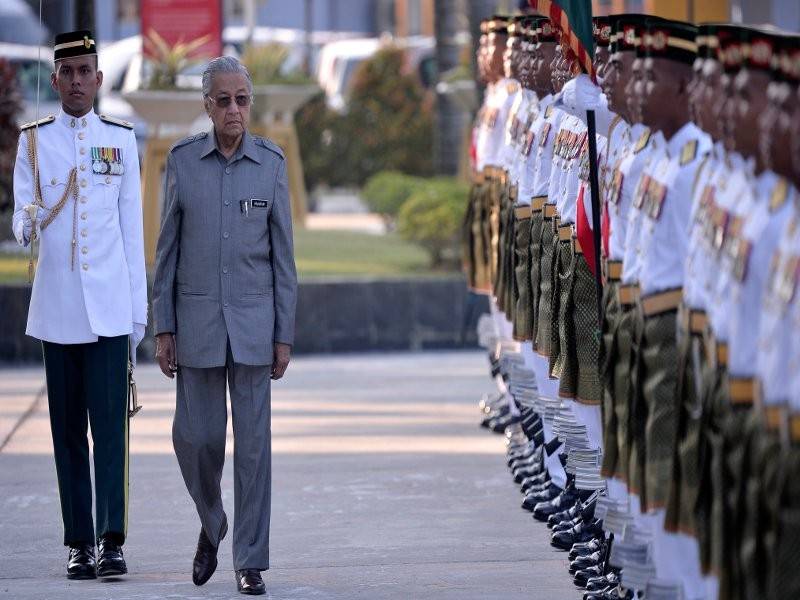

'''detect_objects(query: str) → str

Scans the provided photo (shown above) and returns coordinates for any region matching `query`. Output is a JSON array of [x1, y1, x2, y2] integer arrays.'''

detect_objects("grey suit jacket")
[[152, 130, 297, 368]]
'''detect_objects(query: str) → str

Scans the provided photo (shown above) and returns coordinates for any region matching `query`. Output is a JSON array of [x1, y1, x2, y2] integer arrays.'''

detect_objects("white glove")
[[129, 322, 146, 368], [15, 205, 48, 247], [561, 74, 602, 112]]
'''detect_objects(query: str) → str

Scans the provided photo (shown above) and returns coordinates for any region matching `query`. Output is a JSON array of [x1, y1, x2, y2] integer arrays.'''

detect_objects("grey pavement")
[[0, 351, 581, 599]]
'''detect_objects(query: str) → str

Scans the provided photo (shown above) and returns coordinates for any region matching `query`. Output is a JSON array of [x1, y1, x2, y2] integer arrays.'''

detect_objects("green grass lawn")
[[0, 229, 450, 284]]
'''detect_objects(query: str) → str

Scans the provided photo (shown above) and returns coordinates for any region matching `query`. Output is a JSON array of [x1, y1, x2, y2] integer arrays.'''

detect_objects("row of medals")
[[92, 159, 124, 175]]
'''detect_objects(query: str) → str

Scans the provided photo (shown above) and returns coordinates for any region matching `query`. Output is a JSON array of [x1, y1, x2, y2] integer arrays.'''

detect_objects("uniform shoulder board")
[[20, 115, 55, 130], [680, 140, 698, 166], [507, 81, 520, 94], [769, 178, 789, 213], [170, 132, 205, 152], [633, 128, 651, 154], [254, 136, 285, 160], [99, 114, 134, 129]]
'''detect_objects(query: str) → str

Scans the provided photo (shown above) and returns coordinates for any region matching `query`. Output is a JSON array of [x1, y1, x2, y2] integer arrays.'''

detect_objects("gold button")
[[80, 196, 87, 204], [50, 178, 56, 185], [80, 164, 86, 171], [80, 180, 87, 188], [105, 176, 111, 184], [81, 229, 87, 237], [81, 247, 88, 255], [79, 147, 86, 155], [80, 213, 87, 220], [82, 264, 88, 271], [78, 132, 85, 140]]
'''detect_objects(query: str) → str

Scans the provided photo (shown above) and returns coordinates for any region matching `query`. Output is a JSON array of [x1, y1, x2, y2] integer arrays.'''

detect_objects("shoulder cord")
[[25, 128, 79, 269]]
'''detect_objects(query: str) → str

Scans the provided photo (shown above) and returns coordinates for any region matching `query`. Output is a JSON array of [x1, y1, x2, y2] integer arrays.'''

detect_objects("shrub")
[[0, 58, 22, 222], [294, 46, 434, 191], [361, 171, 425, 221], [397, 177, 469, 268], [345, 46, 434, 184]]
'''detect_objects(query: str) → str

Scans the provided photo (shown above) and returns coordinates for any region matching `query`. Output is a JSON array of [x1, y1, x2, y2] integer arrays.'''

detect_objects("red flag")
[[576, 186, 597, 279]]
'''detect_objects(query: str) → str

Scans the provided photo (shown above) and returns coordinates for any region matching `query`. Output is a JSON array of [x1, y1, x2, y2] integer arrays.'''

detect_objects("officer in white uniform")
[[11, 30, 146, 580]]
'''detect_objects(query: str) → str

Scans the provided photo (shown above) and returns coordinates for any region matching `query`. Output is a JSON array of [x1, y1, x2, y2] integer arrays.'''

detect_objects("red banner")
[[141, 0, 222, 60]]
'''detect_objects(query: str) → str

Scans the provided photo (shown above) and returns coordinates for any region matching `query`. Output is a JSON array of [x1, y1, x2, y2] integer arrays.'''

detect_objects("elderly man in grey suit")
[[152, 56, 297, 596]]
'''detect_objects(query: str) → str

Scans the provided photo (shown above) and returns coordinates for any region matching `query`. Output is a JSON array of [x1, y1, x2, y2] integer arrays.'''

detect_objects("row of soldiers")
[[466, 11, 800, 600]]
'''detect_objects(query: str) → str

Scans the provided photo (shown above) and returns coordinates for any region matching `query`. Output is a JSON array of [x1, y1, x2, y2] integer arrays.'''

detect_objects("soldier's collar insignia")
[[545, 105, 554, 118], [680, 139, 698, 166], [634, 128, 651, 153], [769, 177, 789, 213]]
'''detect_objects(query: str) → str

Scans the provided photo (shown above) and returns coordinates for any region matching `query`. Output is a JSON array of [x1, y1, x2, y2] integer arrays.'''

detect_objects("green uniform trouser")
[[42, 335, 129, 546]]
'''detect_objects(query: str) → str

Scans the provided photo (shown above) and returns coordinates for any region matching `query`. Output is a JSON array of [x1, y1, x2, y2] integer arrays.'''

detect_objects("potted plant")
[[122, 30, 210, 136], [240, 42, 319, 125]]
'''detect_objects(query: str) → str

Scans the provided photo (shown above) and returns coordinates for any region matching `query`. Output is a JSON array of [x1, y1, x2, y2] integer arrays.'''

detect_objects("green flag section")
[[529, 0, 595, 79]]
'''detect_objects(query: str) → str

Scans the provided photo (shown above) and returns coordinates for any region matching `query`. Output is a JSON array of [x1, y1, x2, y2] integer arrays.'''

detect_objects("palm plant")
[[143, 29, 210, 90]]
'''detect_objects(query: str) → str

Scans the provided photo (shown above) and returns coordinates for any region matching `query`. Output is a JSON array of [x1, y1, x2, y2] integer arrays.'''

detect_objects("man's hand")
[[271, 343, 291, 380], [155, 333, 177, 379], [561, 73, 602, 112]]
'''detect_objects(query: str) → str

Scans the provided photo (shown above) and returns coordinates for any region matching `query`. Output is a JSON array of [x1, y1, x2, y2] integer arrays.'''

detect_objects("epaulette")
[[170, 131, 206, 152], [254, 136, 285, 160], [680, 140, 698, 166], [20, 115, 55, 130], [633, 128, 651, 154], [99, 114, 134, 129], [769, 178, 789, 213]]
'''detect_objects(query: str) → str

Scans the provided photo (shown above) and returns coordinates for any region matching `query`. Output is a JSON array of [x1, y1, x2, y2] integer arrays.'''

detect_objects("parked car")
[[316, 35, 436, 112], [0, 42, 60, 125], [0, 0, 49, 45]]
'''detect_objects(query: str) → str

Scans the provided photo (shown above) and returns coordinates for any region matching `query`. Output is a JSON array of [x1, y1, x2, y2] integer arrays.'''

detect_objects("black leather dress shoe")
[[551, 519, 604, 551], [548, 502, 581, 528], [193, 517, 228, 585], [521, 471, 549, 493], [67, 544, 97, 580], [583, 587, 617, 600], [236, 569, 266, 595], [532, 488, 578, 521], [521, 483, 562, 511], [569, 536, 604, 561], [585, 571, 619, 592], [570, 549, 603, 573], [573, 563, 604, 587], [553, 514, 583, 533], [97, 537, 127, 577]]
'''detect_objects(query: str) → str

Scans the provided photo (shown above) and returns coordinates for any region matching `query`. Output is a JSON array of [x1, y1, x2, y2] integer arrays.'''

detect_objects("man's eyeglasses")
[[207, 94, 252, 108]]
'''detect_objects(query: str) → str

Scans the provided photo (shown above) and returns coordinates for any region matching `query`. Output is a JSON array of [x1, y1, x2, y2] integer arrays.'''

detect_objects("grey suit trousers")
[[172, 346, 272, 570]]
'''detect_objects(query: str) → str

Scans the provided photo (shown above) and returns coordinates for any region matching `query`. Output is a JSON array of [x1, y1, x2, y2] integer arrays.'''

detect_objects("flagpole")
[[586, 113, 603, 320]]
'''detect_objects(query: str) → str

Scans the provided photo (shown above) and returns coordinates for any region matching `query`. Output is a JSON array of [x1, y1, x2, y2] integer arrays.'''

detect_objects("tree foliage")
[[295, 45, 434, 190], [397, 177, 468, 268]]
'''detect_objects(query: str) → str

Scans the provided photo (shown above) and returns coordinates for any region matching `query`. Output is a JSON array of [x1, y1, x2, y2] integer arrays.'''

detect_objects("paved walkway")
[[0, 352, 580, 599]]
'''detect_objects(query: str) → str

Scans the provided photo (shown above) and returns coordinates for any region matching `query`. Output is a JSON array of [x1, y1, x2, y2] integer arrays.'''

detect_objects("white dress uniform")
[[12, 109, 147, 348], [621, 129, 664, 289], [757, 202, 800, 404], [706, 154, 755, 347]]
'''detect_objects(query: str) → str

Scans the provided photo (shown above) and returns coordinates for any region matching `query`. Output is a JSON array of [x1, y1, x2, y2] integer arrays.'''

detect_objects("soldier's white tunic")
[[12, 109, 146, 344]]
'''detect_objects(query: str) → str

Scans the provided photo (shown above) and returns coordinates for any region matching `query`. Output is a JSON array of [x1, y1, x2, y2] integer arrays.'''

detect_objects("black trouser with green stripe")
[[42, 335, 129, 547]]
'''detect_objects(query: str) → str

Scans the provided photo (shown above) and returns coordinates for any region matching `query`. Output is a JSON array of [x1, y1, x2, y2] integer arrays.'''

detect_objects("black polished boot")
[[569, 537, 605, 561], [67, 544, 97, 580], [521, 483, 562, 511], [551, 519, 604, 551]]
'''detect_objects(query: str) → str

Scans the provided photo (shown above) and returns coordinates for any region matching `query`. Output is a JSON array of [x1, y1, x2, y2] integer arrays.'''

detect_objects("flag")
[[529, 0, 595, 79]]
